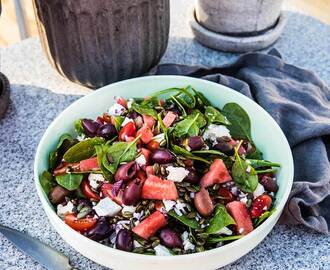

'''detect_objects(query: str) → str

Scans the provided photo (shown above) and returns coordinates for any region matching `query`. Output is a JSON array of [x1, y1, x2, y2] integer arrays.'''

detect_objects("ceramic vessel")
[[35, 76, 294, 270], [195, 0, 284, 34], [33, 0, 170, 89]]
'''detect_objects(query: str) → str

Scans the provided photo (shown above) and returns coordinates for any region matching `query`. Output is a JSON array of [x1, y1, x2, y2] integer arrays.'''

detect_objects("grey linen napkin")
[[149, 49, 330, 234]]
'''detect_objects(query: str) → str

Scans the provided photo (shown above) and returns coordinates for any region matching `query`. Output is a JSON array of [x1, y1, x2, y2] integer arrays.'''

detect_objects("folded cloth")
[[149, 49, 330, 234]]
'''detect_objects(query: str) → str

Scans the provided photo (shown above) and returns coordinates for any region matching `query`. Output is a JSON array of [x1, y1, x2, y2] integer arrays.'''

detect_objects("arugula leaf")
[[247, 159, 281, 168], [171, 95, 187, 116], [254, 208, 276, 226], [192, 88, 211, 107], [168, 210, 199, 229], [207, 235, 243, 244], [102, 138, 138, 174], [173, 113, 200, 137], [113, 116, 124, 131], [131, 102, 157, 119], [205, 106, 230, 125], [40, 170, 54, 195], [255, 168, 278, 174], [232, 146, 258, 193], [55, 173, 83, 191], [191, 149, 228, 159], [49, 133, 74, 169], [171, 145, 211, 164], [63, 137, 104, 163], [74, 119, 84, 136], [222, 103, 252, 141], [206, 205, 236, 234]]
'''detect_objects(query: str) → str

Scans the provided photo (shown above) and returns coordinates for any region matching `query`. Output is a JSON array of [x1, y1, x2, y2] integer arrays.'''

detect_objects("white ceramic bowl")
[[34, 76, 294, 270]]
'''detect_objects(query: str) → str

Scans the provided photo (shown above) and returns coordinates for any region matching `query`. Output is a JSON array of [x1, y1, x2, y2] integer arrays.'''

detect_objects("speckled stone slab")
[[0, 0, 330, 269]]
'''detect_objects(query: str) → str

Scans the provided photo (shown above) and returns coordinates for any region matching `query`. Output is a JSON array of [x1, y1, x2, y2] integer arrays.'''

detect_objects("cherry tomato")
[[64, 213, 97, 232], [119, 122, 136, 141], [81, 180, 100, 201], [147, 140, 160, 151], [116, 97, 128, 108]]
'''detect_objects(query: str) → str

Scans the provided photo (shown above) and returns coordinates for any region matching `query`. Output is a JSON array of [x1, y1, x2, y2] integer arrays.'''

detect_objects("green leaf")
[[246, 146, 263, 159], [55, 173, 84, 191], [171, 95, 187, 116], [190, 109, 207, 128], [63, 137, 105, 163], [205, 106, 230, 125], [207, 235, 243, 244], [254, 208, 276, 226], [171, 145, 211, 164], [247, 159, 281, 168], [95, 145, 113, 181], [131, 102, 157, 119], [40, 171, 54, 195], [192, 88, 211, 107], [74, 119, 84, 136], [191, 149, 228, 159], [168, 210, 199, 229], [173, 113, 200, 137], [232, 147, 258, 193], [102, 138, 138, 174], [206, 205, 236, 234], [113, 116, 124, 131], [255, 168, 278, 174], [49, 133, 74, 169], [222, 103, 252, 141]]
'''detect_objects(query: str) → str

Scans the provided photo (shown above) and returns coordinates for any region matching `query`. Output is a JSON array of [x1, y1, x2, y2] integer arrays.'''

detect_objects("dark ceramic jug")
[[33, 0, 170, 89]]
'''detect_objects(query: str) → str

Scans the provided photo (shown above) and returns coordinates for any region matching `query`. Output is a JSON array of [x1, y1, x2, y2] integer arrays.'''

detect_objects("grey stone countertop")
[[0, 0, 330, 269]]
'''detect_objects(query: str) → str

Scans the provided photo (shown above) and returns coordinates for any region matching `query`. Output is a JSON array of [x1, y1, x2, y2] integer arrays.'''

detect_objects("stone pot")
[[33, 0, 170, 89], [195, 0, 284, 34]]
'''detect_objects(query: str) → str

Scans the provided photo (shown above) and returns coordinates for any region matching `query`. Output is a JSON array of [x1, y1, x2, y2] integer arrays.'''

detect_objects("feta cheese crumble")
[[203, 124, 231, 145], [154, 244, 172, 256], [77, 134, 86, 141], [121, 117, 134, 127], [127, 98, 134, 109], [253, 183, 265, 198], [122, 205, 136, 214], [135, 154, 147, 166], [166, 166, 189, 182], [88, 173, 105, 190], [108, 103, 126, 116], [181, 231, 195, 251], [93, 197, 122, 217], [152, 133, 165, 143], [162, 200, 176, 212], [57, 201, 74, 218]]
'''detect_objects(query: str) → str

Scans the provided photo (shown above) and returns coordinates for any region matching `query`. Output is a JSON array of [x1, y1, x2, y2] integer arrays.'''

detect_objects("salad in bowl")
[[40, 86, 281, 256]]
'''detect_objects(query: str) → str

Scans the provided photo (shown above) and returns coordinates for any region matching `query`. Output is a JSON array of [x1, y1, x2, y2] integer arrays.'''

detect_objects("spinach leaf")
[[222, 103, 252, 141], [254, 208, 276, 226], [102, 138, 138, 174], [191, 149, 228, 159], [205, 106, 230, 125], [63, 137, 104, 163], [247, 159, 281, 168], [171, 95, 187, 116], [232, 146, 258, 193], [168, 210, 199, 229], [40, 170, 54, 195], [113, 116, 124, 131], [171, 145, 211, 164], [190, 109, 207, 128], [206, 205, 236, 234], [95, 145, 113, 181], [55, 173, 84, 191], [131, 102, 157, 119], [246, 146, 263, 160], [207, 235, 243, 244], [49, 133, 74, 169], [173, 113, 200, 137], [74, 119, 85, 136], [255, 168, 278, 174], [192, 88, 211, 107]]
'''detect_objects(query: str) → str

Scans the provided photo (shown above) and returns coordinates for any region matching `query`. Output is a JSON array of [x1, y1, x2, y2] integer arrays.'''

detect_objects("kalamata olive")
[[116, 229, 133, 252], [97, 123, 117, 139], [194, 188, 214, 217], [49, 185, 71, 204], [82, 119, 100, 137], [122, 179, 143, 206], [183, 169, 200, 185], [151, 149, 176, 164], [115, 161, 137, 181], [86, 217, 113, 241], [159, 228, 183, 248], [214, 137, 234, 155], [259, 175, 278, 192], [126, 111, 140, 119], [188, 136, 204, 150]]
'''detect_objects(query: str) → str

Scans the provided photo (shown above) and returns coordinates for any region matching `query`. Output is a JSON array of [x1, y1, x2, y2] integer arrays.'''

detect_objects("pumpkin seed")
[[151, 239, 160, 247], [186, 212, 197, 219], [133, 247, 145, 254], [77, 206, 92, 219], [196, 246, 205, 252], [122, 211, 133, 218]]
